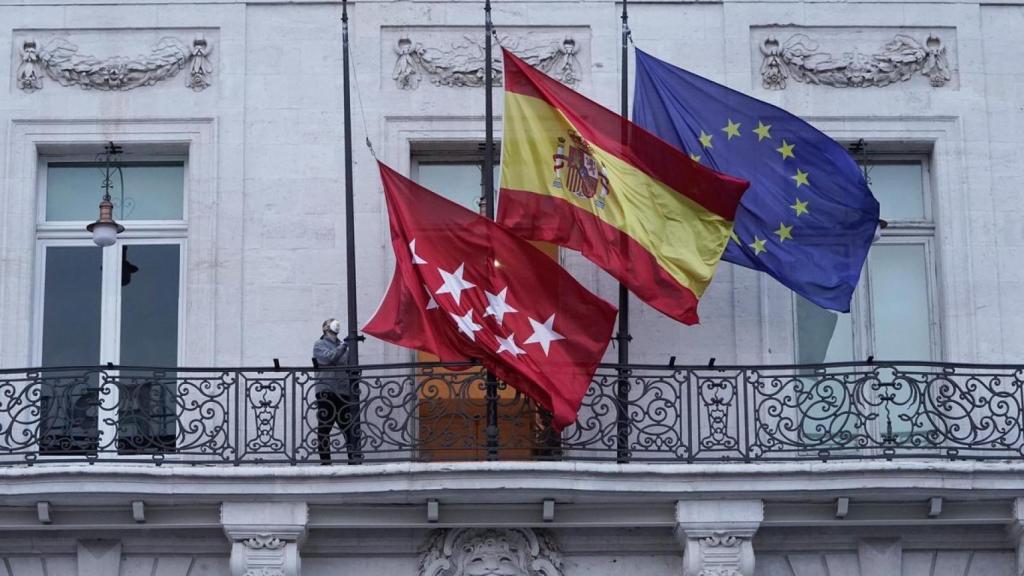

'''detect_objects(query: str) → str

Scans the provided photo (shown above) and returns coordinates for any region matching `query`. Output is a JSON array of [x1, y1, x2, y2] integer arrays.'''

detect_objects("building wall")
[[0, 525, 1017, 576], [0, 2, 1022, 573], [0, 0, 1021, 370]]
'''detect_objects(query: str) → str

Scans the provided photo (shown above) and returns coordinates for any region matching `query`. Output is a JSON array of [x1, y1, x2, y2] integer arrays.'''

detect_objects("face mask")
[[329, 320, 341, 334]]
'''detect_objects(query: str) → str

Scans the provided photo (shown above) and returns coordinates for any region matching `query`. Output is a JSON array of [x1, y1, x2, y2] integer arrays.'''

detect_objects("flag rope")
[[347, 24, 378, 159]]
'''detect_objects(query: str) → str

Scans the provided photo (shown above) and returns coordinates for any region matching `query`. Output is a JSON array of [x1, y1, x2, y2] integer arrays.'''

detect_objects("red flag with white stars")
[[364, 162, 617, 430]]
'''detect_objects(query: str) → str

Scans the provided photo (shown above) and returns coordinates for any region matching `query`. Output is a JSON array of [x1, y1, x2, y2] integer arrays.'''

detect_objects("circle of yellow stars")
[[690, 119, 811, 257]]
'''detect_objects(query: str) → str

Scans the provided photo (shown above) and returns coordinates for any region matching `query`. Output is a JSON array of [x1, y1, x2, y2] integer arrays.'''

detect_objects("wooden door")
[[417, 242, 558, 461]]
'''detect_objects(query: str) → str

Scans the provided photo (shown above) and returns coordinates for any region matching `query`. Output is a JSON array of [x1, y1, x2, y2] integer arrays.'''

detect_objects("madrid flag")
[[498, 49, 750, 324], [364, 162, 617, 430]]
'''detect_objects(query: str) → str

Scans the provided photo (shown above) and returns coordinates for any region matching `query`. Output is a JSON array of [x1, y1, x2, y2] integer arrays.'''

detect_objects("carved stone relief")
[[754, 28, 955, 90], [222, 502, 305, 576], [679, 530, 756, 576], [15, 35, 213, 93], [387, 28, 587, 89], [418, 527, 563, 576]]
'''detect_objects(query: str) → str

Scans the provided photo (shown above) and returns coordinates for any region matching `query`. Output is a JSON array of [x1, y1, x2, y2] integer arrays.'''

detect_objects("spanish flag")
[[498, 49, 750, 324]]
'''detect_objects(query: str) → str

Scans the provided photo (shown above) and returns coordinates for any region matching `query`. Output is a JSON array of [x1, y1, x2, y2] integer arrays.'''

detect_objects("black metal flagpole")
[[342, 0, 363, 462], [342, 0, 359, 365], [483, 0, 500, 460], [484, 0, 495, 221], [616, 0, 632, 464]]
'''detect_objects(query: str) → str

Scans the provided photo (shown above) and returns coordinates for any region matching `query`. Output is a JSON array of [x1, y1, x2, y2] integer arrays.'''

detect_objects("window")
[[411, 142, 500, 214], [795, 153, 939, 364], [409, 142, 556, 460], [34, 152, 187, 454]]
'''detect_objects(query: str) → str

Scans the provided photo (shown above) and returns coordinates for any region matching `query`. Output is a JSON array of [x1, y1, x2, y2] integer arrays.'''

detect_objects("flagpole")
[[483, 0, 500, 460], [342, 0, 359, 364], [342, 0, 363, 461], [616, 0, 632, 464], [483, 0, 495, 220]]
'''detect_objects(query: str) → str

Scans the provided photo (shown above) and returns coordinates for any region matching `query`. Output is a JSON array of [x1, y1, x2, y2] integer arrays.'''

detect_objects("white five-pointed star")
[[450, 309, 482, 341], [495, 332, 526, 356], [409, 239, 427, 265], [423, 284, 438, 310], [483, 287, 518, 324], [523, 314, 566, 356], [435, 263, 476, 305]]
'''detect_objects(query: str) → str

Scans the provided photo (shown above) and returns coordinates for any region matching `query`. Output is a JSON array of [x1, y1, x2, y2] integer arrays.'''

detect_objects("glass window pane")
[[40, 246, 103, 453], [119, 244, 180, 366], [46, 163, 185, 222], [42, 246, 103, 367], [118, 244, 180, 454], [869, 244, 932, 361], [416, 163, 482, 212], [796, 294, 854, 364], [865, 163, 924, 221]]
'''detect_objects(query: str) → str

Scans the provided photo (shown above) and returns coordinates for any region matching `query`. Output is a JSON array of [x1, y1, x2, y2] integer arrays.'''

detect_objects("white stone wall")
[[1, 2, 1023, 571], [757, 551, 1015, 576], [0, 0, 1020, 370]]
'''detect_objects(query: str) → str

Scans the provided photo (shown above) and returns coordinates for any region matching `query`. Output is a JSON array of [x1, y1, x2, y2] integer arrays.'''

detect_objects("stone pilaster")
[[222, 502, 308, 576], [674, 500, 764, 576]]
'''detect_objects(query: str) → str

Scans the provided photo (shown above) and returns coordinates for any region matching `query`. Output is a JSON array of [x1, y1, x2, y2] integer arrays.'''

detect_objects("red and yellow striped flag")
[[498, 49, 750, 324]]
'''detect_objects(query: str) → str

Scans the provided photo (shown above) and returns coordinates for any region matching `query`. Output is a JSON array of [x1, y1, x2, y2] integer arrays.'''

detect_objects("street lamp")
[[86, 142, 126, 247]]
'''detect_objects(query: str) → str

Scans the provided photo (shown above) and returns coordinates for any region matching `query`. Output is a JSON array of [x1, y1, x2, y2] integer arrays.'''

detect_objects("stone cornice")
[[0, 461, 1023, 503]]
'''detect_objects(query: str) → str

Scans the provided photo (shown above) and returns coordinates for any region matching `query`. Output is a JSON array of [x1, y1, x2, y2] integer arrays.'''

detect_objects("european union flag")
[[633, 49, 880, 312]]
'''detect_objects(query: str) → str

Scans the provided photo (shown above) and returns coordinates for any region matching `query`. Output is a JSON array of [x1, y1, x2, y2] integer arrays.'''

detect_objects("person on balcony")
[[313, 318, 361, 464]]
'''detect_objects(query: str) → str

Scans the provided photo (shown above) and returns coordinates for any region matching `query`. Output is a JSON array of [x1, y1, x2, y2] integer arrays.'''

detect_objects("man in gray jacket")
[[313, 318, 360, 464]]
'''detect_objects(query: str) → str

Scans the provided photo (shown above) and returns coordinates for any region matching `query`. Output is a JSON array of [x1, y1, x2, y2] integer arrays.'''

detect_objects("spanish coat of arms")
[[552, 131, 611, 209]]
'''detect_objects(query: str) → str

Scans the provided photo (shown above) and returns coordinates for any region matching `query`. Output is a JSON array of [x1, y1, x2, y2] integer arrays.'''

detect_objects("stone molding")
[[756, 29, 952, 90], [16, 35, 212, 93], [4, 461, 1024, 501], [0, 119, 220, 369], [675, 500, 764, 576], [419, 527, 563, 576], [390, 29, 585, 89], [222, 502, 307, 576]]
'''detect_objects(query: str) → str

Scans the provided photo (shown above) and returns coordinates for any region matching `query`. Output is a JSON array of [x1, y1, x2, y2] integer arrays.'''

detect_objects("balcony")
[[0, 361, 1021, 466]]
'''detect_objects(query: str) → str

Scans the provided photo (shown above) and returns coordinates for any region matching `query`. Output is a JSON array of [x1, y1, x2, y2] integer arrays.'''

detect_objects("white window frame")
[[32, 153, 189, 456], [35, 153, 189, 241], [792, 153, 942, 364], [410, 141, 502, 216]]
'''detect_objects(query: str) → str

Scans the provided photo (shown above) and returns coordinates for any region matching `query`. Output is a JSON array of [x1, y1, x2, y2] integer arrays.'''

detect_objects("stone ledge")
[[0, 461, 1021, 502]]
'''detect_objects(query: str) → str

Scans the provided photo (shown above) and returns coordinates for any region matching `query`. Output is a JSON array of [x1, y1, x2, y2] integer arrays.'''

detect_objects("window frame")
[[31, 152, 190, 457], [791, 152, 942, 364], [35, 152, 189, 240], [409, 141, 502, 216], [33, 153, 190, 366]]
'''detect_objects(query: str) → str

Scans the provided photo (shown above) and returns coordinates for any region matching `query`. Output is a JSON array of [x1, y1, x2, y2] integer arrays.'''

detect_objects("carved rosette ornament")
[[760, 33, 951, 90], [16, 36, 213, 93], [243, 535, 287, 550], [393, 34, 582, 89], [418, 527, 563, 576]]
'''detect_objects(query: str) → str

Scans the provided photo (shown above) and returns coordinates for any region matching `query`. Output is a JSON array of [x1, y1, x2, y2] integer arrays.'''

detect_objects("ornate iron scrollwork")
[[0, 362, 1019, 465]]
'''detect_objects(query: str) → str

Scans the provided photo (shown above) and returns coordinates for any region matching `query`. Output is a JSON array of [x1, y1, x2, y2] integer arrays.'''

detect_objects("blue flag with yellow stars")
[[633, 49, 880, 312]]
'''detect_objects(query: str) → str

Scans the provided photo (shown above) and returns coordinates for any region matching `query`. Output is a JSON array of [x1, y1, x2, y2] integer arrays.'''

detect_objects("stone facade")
[[2, 0, 1021, 370], [0, 0, 1023, 575]]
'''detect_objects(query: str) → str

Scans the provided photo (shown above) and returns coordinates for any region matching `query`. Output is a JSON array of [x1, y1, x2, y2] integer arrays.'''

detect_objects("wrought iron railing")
[[0, 362, 1021, 465]]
